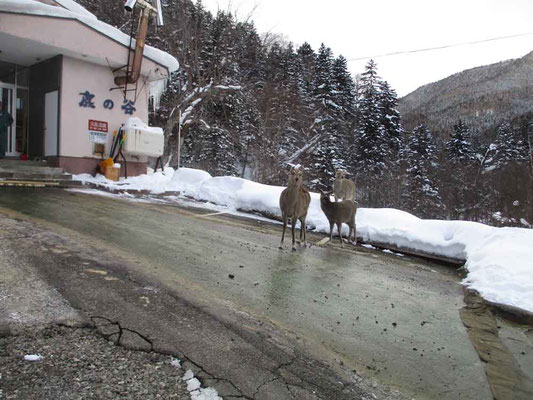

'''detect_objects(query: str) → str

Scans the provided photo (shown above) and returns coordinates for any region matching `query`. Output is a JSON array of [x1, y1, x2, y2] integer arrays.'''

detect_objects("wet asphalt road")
[[0, 188, 492, 399]]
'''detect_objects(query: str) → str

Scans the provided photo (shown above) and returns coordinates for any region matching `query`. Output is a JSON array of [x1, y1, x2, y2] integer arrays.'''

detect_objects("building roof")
[[51, 0, 97, 19], [0, 0, 179, 73]]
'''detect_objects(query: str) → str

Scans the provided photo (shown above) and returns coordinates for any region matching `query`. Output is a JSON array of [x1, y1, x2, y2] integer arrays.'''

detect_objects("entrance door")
[[0, 86, 14, 155], [44, 90, 58, 156], [16, 88, 29, 155]]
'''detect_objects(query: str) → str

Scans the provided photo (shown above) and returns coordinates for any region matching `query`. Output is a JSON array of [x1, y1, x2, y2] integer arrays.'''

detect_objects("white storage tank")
[[123, 117, 164, 157]]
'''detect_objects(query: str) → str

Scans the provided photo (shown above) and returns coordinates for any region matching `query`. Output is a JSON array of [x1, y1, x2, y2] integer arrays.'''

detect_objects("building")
[[0, 0, 178, 176]]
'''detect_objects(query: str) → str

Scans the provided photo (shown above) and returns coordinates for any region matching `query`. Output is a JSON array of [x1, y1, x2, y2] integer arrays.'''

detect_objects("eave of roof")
[[0, 0, 179, 73]]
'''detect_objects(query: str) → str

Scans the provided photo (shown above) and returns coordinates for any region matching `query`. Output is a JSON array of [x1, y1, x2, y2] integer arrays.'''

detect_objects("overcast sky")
[[200, 0, 533, 96]]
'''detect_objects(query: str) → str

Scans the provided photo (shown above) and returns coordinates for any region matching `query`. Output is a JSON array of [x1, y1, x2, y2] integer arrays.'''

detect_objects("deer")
[[333, 169, 356, 203], [319, 190, 357, 247], [279, 166, 311, 250]]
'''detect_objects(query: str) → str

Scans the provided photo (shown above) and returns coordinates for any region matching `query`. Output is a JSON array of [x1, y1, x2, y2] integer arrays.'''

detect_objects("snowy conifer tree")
[[441, 120, 479, 219], [488, 121, 529, 170], [352, 60, 390, 175], [403, 125, 443, 217], [306, 44, 349, 190], [378, 80, 403, 159], [446, 120, 474, 162]]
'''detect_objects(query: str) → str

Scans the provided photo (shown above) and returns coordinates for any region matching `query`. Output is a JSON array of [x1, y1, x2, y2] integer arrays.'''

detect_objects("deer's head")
[[287, 166, 303, 186], [335, 169, 346, 180]]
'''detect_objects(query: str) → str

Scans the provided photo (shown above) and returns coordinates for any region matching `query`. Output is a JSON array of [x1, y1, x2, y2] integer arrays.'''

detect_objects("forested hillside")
[[399, 51, 533, 138], [79, 0, 532, 227]]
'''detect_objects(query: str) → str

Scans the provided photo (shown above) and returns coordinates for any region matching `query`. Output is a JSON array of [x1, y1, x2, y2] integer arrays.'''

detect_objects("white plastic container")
[[123, 117, 164, 157]]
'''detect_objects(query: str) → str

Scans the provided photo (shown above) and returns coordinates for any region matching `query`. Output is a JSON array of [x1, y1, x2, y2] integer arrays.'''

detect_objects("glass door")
[[0, 85, 15, 156], [16, 88, 29, 155]]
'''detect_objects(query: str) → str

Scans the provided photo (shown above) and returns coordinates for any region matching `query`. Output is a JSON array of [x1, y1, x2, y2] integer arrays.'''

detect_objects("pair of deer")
[[279, 166, 357, 250]]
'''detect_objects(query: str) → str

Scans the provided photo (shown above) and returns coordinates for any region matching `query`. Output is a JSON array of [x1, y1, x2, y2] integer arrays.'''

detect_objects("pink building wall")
[[60, 56, 149, 164], [0, 11, 173, 175]]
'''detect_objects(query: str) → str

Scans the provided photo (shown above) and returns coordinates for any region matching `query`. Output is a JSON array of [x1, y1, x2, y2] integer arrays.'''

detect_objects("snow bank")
[[73, 167, 533, 313]]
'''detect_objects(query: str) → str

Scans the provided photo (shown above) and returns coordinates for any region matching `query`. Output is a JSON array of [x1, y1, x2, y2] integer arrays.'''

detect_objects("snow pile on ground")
[[181, 368, 222, 400], [24, 354, 43, 361], [74, 168, 181, 195], [73, 167, 533, 313]]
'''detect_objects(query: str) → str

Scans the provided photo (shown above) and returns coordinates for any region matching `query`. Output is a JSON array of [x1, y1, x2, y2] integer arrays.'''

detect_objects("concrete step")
[[0, 166, 67, 176], [0, 159, 68, 178], [0, 180, 62, 188], [0, 177, 81, 188], [0, 172, 72, 181], [0, 159, 49, 168]]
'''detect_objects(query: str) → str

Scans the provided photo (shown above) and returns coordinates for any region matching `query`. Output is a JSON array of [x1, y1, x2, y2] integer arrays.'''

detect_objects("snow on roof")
[[51, 0, 96, 19], [0, 0, 179, 73]]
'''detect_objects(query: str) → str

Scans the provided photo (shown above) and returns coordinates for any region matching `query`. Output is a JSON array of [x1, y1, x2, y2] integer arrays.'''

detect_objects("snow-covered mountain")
[[398, 50, 533, 137]]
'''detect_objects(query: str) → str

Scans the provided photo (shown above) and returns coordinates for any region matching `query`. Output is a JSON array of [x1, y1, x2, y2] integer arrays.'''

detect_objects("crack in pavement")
[[90, 315, 155, 351], [88, 315, 314, 400], [89, 314, 251, 399]]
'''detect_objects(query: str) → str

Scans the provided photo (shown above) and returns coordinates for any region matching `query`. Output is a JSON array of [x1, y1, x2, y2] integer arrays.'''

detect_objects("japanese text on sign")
[[88, 120, 108, 132]]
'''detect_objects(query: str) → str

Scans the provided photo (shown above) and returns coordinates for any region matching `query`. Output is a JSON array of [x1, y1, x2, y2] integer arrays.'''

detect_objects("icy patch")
[[382, 249, 404, 257], [182, 369, 222, 400], [24, 354, 43, 361]]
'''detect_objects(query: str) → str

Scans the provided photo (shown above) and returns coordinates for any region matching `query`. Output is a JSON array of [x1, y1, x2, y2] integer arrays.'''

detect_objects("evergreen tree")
[[331, 55, 356, 117], [352, 60, 390, 175], [307, 44, 348, 190], [295, 42, 316, 103], [182, 123, 237, 176], [403, 125, 442, 217], [378, 80, 403, 158], [442, 120, 478, 219], [488, 121, 529, 170], [446, 120, 473, 162]]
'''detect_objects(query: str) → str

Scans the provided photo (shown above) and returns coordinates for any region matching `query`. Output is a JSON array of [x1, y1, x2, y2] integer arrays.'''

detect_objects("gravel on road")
[[0, 325, 189, 399]]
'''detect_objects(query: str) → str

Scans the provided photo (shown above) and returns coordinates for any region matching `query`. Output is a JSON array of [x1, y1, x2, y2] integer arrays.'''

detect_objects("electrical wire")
[[347, 32, 533, 61]]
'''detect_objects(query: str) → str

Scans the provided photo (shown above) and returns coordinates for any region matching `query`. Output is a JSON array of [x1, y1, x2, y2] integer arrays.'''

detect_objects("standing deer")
[[279, 166, 311, 250], [333, 169, 356, 202], [320, 191, 357, 247]]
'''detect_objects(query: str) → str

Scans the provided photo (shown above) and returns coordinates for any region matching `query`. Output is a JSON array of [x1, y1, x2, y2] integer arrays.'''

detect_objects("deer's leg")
[[280, 214, 287, 249], [337, 223, 343, 247], [291, 217, 297, 251], [329, 221, 334, 243], [300, 217, 307, 247]]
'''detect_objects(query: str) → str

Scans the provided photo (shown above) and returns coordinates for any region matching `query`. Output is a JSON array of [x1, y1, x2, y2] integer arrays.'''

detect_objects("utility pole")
[[177, 110, 182, 170]]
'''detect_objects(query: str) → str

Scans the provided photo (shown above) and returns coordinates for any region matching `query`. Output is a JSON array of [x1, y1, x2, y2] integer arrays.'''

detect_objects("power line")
[[347, 32, 533, 61]]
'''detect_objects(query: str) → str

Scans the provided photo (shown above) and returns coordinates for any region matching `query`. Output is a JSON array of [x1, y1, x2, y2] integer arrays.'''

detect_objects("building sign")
[[88, 119, 108, 132], [88, 119, 108, 144], [78, 90, 132, 114], [79, 91, 95, 108]]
